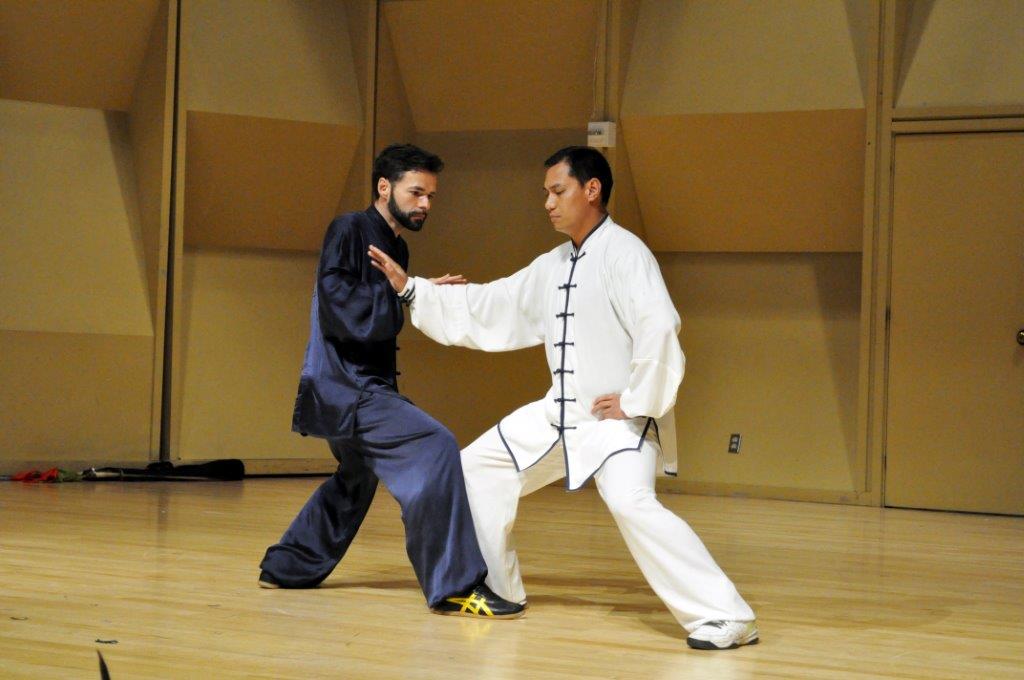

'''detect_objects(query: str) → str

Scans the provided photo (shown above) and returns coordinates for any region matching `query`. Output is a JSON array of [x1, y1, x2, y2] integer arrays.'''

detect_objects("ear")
[[377, 177, 391, 199], [585, 178, 602, 205]]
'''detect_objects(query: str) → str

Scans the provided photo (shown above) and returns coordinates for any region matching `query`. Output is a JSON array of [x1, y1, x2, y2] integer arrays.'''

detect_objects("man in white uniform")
[[368, 146, 758, 649]]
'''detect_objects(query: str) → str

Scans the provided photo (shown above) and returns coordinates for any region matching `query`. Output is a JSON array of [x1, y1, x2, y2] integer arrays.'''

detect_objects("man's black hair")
[[372, 143, 444, 199], [544, 146, 613, 207]]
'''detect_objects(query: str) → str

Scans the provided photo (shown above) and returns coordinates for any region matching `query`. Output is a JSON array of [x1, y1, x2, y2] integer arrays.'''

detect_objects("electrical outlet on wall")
[[728, 433, 742, 453]]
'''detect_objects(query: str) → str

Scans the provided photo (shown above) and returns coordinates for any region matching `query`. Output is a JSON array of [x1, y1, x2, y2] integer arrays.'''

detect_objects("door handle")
[[1018, 329, 1024, 346]]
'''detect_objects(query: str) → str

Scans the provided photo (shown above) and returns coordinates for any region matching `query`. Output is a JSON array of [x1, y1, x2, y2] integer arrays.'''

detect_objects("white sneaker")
[[686, 620, 759, 650]]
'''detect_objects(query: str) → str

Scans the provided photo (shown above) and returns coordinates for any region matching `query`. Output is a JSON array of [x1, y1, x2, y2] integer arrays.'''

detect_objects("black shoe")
[[259, 571, 322, 589], [258, 571, 281, 589], [431, 583, 525, 619]]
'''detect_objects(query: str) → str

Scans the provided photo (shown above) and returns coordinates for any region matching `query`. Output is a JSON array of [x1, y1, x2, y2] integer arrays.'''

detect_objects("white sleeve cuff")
[[398, 277, 416, 304]]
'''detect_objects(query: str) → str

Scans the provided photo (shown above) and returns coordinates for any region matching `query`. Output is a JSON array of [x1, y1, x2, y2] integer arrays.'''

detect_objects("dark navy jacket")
[[292, 206, 409, 439]]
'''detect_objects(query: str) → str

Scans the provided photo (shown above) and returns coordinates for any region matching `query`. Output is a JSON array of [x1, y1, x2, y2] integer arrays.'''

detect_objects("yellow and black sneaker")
[[431, 583, 525, 619]]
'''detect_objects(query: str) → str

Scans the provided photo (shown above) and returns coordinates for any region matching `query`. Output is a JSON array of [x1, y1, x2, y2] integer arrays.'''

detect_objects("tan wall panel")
[[128, 0, 173, 327], [614, 0, 642, 104], [343, 0, 373, 104], [184, 0, 361, 125], [337, 0, 375, 212], [177, 249, 325, 461], [661, 253, 861, 491], [0, 100, 152, 336], [0, 0, 160, 110], [338, 128, 373, 213], [606, 139, 645, 242], [844, 0, 874, 106], [383, 0, 599, 132], [0, 331, 153, 465], [184, 111, 359, 252], [623, 0, 866, 116], [623, 110, 865, 252], [605, 0, 646, 240], [374, 11, 416, 149], [897, 0, 1024, 108], [398, 129, 582, 444]]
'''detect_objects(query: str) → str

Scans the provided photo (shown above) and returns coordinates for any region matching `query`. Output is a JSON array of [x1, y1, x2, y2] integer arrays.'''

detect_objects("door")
[[885, 131, 1024, 514]]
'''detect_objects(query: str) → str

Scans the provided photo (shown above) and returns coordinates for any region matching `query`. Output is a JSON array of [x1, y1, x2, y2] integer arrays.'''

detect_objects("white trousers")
[[461, 425, 756, 632]]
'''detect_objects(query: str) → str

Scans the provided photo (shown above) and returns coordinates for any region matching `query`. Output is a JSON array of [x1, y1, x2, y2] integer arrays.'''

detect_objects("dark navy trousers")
[[260, 391, 487, 607]]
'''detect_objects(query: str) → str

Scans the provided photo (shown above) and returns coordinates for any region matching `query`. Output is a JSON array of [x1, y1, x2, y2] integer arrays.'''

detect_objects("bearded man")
[[258, 144, 523, 619]]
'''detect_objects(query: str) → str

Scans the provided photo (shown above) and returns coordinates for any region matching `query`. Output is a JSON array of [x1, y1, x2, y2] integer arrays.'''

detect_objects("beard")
[[388, 194, 428, 232]]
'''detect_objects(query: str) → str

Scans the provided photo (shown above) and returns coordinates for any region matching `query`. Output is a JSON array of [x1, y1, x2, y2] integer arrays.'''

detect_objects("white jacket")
[[410, 217, 684, 489]]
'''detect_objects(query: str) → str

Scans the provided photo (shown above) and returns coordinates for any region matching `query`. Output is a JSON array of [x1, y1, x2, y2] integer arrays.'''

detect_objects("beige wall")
[[896, 0, 1024, 108], [0, 2, 171, 470], [0, 101, 158, 468], [599, 0, 869, 498], [176, 249, 324, 461], [661, 253, 862, 493], [622, 109, 865, 252], [621, 0, 868, 253], [4, 0, 1021, 509], [171, 1, 374, 464], [336, 0, 376, 213], [180, 0, 364, 255], [0, 331, 154, 464], [183, 0, 361, 125], [0, 0, 161, 111], [374, 11, 416, 150], [0, 101, 151, 336], [383, 0, 600, 132], [623, 0, 867, 116], [603, 0, 645, 240], [183, 111, 359, 252], [129, 0, 174, 330]]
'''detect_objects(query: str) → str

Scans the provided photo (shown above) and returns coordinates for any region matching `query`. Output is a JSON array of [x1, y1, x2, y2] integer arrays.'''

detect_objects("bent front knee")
[[600, 486, 658, 520]]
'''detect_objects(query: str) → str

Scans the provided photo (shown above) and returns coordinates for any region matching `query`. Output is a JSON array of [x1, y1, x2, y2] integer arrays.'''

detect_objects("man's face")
[[543, 161, 596, 236], [384, 170, 437, 232]]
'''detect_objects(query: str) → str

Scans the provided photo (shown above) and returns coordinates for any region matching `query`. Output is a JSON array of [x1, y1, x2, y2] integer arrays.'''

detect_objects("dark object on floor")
[[82, 460, 245, 482], [98, 650, 110, 680]]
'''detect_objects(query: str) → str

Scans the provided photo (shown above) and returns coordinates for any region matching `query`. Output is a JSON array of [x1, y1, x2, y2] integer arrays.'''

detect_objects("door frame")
[[862, 111, 1024, 509]]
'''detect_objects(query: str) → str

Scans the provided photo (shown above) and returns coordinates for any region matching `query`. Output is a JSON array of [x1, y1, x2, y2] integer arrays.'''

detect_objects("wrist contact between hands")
[[398, 277, 416, 305]]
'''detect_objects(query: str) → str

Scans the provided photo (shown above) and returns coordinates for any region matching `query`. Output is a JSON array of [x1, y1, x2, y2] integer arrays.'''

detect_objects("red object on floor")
[[11, 468, 61, 483]]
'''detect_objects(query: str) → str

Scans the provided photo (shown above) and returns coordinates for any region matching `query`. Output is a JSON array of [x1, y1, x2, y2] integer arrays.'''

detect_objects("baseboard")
[[656, 477, 878, 506], [1, 457, 336, 478], [229, 457, 335, 476], [0, 458, 153, 476]]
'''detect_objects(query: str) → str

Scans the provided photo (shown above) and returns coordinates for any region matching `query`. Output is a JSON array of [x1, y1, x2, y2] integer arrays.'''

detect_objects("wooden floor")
[[0, 480, 1022, 679]]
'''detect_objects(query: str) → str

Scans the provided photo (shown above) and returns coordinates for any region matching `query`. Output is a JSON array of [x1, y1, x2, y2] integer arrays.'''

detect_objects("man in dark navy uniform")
[[258, 144, 523, 619]]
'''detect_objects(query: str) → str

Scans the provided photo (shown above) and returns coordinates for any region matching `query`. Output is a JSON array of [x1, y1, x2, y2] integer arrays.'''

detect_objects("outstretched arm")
[[369, 245, 546, 352], [367, 245, 466, 290]]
